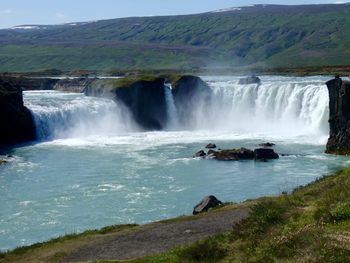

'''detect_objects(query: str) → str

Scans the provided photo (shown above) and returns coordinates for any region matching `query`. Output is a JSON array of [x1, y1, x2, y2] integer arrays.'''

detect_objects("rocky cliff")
[[85, 77, 168, 130], [0, 75, 96, 93], [326, 77, 350, 155], [0, 79, 35, 147], [54, 78, 95, 93], [0, 75, 58, 90], [85, 75, 213, 131]]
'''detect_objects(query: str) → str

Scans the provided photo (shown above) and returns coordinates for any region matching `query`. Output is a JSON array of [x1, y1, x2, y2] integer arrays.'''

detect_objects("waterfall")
[[198, 78, 329, 137], [23, 77, 330, 141], [164, 83, 179, 130], [24, 91, 137, 140]]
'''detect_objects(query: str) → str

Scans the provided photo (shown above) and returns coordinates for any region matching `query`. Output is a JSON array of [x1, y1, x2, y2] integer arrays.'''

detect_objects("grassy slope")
[[1, 4, 350, 72], [1, 169, 350, 262]]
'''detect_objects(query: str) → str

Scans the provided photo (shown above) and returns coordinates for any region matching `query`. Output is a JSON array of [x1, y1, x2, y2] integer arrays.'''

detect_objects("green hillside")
[[1, 4, 350, 72]]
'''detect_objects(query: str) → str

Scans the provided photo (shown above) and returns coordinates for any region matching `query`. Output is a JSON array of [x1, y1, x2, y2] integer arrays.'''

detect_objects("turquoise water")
[[0, 76, 349, 251]]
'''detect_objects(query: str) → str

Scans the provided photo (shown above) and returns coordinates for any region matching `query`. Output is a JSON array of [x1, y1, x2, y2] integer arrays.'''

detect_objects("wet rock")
[[193, 195, 223, 215], [54, 78, 95, 93], [238, 75, 261, 85], [325, 77, 350, 155], [212, 147, 254, 161], [0, 78, 36, 147], [86, 77, 168, 130], [193, 150, 206, 158], [0, 75, 58, 90], [254, 148, 279, 160], [258, 142, 275, 147], [207, 149, 217, 156], [0, 159, 7, 165], [206, 143, 217, 149]]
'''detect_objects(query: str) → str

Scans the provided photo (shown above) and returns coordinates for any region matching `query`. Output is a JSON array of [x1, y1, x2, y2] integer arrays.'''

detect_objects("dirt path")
[[64, 207, 250, 262]]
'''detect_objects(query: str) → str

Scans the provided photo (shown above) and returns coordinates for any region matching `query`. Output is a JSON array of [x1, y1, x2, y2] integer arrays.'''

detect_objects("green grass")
[[0, 224, 138, 262]]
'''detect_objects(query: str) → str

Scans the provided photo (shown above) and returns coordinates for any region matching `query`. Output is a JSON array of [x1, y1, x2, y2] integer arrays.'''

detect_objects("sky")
[[0, 0, 348, 28]]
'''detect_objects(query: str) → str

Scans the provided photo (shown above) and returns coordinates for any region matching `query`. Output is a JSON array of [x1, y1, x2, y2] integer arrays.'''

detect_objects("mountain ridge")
[[1, 3, 350, 72]]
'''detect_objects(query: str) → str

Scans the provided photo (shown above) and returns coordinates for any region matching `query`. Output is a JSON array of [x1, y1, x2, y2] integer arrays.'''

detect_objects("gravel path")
[[64, 207, 250, 262]]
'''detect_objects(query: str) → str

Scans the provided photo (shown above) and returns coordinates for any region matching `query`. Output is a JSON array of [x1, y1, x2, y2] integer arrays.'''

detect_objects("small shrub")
[[314, 206, 331, 222], [179, 236, 227, 262], [234, 201, 285, 239], [330, 202, 350, 221]]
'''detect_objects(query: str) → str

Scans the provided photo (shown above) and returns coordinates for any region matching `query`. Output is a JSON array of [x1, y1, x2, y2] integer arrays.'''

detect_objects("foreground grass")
[[1, 169, 350, 262], [0, 225, 138, 263]]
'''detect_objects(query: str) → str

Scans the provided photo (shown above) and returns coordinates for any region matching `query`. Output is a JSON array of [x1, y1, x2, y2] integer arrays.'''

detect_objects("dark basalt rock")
[[195, 146, 279, 161], [172, 75, 213, 127], [55, 78, 96, 93], [206, 143, 217, 149], [86, 77, 168, 130], [238, 75, 261, 85], [193, 195, 223, 215], [326, 77, 350, 155], [254, 148, 279, 160], [113, 78, 168, 130], [259, 142, 275, 147], [0, 79, 36, 147], [0, 75, 58, 90], [210, 147, 255, 161], [207, 149, 217, 156], [194, 150, 207, 158]]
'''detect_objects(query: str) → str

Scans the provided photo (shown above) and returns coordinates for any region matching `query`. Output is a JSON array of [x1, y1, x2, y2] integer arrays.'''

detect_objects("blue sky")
[[0, 0, 347, 28]]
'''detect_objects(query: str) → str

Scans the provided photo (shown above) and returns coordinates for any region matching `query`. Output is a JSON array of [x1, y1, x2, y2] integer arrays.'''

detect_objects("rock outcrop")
[[258, 142, 275, 147], [172, 75, 213, 127], [54, 78, 95, 93], [193, 150, 207, 158], [193, 195, 223, 215], [206, 143, 217, 149], [210, 148, 255, 161], [326, 77, 350, 155], [0, 75, 58, 90], [194, 145, 279, 161], [0, 75, 97, 93], [254, 148, 279, 160], [85, 75, 213, 131], [0, 79, 35, 147], [85, 77, 168, 130], [238, 75, 261, 85]]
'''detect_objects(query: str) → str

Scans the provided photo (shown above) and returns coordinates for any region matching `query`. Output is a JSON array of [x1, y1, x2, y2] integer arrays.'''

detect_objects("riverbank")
[[2, 65, 350, 79], [1, 168, 349, 262]]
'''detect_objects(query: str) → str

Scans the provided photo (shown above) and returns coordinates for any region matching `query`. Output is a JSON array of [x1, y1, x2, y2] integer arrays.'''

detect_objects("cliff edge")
[[0, 79, 35, 148], [326, 77, 350, 155]]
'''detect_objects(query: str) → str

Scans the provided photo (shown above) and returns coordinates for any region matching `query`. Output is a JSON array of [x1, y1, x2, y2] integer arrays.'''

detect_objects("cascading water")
[[23, 76, 330, 142], [188, 76, 330, 138], [164, 83, 179, 130], [24, 91, 137, 140]]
